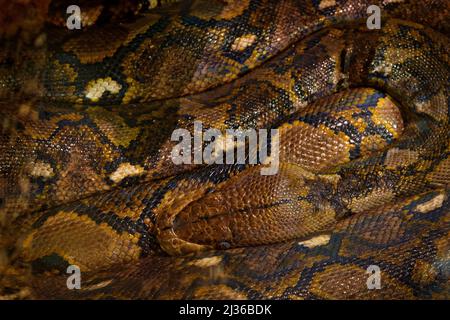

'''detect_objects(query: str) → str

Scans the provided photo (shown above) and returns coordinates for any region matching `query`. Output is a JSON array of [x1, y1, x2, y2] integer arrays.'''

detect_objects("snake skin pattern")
[[0, 0, 449, 299]]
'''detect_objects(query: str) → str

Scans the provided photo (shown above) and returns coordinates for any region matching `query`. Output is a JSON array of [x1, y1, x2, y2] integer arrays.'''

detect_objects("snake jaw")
[[155, 164, 342, 256], [157, 228, 213, 256]]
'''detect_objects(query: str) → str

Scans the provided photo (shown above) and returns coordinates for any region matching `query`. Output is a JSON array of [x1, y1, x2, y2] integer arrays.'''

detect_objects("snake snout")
[[157, 164, 340, 256]]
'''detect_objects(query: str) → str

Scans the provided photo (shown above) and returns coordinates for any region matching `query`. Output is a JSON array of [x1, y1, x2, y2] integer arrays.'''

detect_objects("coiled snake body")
[[0, 0, 449, 299]]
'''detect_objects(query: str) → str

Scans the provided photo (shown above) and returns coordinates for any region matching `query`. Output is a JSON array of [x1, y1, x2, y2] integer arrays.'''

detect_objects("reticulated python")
[[0, 0, 449, 299]]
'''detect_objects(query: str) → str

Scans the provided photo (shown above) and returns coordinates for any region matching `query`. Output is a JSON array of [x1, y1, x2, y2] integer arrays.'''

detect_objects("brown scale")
[[0, 1, 449, 299], [0, 27, 347, 219], [6, 87, 415, 266], [1, 0, 449, 104]]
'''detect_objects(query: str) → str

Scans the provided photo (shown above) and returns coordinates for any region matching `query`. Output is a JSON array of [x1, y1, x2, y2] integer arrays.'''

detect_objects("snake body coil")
[[0, 0, 449, 299]]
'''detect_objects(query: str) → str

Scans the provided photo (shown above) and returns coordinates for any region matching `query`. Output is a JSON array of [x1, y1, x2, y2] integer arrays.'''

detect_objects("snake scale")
[[0, 0, 449, 299]]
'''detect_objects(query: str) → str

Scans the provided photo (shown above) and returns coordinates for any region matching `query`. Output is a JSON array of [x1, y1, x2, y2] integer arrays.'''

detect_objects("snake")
[[0, 0, 449, 299]]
